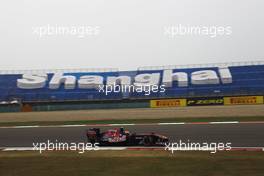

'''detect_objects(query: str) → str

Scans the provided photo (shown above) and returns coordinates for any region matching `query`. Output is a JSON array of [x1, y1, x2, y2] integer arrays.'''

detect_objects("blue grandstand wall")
[[0, 65, 263, 102]]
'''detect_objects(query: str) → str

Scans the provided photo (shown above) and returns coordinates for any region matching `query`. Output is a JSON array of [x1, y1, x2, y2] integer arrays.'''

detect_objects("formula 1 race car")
[[86, 127, 169, 146]]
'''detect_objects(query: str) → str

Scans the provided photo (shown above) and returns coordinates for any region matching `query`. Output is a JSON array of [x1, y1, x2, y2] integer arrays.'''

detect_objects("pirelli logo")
[[224, 96, 264, 105], [150, 99, 186, 108]]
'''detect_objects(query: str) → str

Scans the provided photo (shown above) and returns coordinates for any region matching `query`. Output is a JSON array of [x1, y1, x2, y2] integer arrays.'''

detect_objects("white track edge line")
[[0, 121, 263, 129], [1, 146, 264, 152], [209, 121, 239, 124]]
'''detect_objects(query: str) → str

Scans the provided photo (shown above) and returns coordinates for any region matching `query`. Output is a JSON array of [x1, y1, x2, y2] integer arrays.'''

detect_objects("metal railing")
[[1, 61, 264, 74], [0, 68, 119, 75], [138, 60, 264, 71]]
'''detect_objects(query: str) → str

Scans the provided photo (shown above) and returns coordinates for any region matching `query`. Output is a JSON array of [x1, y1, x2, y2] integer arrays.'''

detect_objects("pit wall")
[[0, 95, 263, 113]]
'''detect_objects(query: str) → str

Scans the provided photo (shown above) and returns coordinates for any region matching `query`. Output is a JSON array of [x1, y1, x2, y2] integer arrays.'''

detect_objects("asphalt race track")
[[0, 123, 264, 147]]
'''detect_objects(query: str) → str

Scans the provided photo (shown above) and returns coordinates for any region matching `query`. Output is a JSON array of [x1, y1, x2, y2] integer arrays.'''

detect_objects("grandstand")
[[0, 61, 263, 112]]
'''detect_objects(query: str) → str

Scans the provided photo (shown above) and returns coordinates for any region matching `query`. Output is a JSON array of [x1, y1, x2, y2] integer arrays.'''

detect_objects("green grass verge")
[[0, 151, 264, 176], [0, 116, 264, 127]]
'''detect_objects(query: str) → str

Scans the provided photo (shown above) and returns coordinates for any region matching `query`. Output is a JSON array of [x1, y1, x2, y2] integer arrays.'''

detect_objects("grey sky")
[[1, 0, 264, 71]]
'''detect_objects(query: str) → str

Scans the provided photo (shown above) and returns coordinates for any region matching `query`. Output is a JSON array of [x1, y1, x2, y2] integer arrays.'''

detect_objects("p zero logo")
[[224, 96, 264, 105], [187, 97, 224, 106], [150, 99, 186, 108]]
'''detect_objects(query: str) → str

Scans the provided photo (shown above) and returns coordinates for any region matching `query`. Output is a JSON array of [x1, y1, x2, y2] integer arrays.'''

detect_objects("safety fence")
[[0, 95, 263, 113]]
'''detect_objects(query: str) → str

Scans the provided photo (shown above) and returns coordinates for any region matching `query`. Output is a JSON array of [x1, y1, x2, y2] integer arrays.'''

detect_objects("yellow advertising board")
[[150, 99, 187, 108], [224, 96, 264, 105]]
